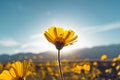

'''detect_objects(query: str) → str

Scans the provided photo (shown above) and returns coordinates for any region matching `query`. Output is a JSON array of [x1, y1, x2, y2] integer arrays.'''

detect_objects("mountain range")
[[0, 44, 120, 63]]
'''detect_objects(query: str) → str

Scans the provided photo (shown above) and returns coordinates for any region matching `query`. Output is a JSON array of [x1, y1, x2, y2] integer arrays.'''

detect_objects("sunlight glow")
[[14, 20, 92, 54]]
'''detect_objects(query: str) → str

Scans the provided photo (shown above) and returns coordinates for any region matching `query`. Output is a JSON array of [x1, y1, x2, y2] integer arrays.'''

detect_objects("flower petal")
[[9, 68, 17, 79], [65, 30, 75, 41], [66, 35, 78, 45], [56, 27, 64, 38], [0, 70, 13, 80], [12, 61, 22, 77], [48, 26, 57, 39], [44, 31, 54, 43]]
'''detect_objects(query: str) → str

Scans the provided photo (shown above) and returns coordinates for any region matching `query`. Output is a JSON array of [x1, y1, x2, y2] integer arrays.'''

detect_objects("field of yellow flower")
[[0, 54, 120, 80]]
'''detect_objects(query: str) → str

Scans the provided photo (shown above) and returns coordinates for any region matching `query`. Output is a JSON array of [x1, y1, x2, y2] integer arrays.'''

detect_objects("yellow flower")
[[117, 71, 120, 76], [0, 62, 3, 71], [44, 26, 78, 50], [117, 54, 120, 61], [116, 65, 120, 71], [105, 68, 112, 74], [72, 64, 90, 74], [72, 75, 79, 79], [112, 62, 116, 67], [82, 64, 90, 72], [112, 57, 118, 62], [0, 60, 31, 80], [81, 77, 86, 80], [72, 65, 82, 74], [101, 54, 107, 60], [93, 61, 98, 66]]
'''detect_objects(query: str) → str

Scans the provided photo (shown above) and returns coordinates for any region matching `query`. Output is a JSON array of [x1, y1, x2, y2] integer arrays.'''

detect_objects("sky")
[[0, 0, 120, 54]]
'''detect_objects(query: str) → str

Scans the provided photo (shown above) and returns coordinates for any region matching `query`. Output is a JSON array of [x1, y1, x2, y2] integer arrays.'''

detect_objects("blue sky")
[[0, 0, 120, 54]]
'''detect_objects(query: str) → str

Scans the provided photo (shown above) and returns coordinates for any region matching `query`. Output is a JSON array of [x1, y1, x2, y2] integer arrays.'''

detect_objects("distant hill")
[[0, 44, 120, 63], [71, 44, 120, 59]]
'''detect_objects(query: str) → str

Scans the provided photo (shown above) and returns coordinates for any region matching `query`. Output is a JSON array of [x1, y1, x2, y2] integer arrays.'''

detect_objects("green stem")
[[58, 50, 64, 80]]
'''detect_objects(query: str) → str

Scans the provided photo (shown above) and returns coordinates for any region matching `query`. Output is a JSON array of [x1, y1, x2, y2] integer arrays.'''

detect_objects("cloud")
[[30, 33, 41, 39], [80, 22, 120, 33], [22, 33, 44, 49], [14, 33, 55, 53], [0, 40, 20, 47]]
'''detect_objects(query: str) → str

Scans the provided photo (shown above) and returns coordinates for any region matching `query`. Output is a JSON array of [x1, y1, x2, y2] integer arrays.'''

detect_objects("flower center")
[[19, 78, 24, 80], [55, 42, 64, 50], [81, 69, 85, 73]]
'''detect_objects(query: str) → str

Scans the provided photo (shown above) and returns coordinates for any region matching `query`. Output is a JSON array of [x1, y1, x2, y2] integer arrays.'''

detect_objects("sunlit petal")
[[0, 70, 13, 80], [44, 26, 78, 50], [44, 31, 54, 43]]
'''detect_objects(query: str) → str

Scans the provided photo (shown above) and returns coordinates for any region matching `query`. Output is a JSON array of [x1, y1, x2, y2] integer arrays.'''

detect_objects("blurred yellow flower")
[[82, 64, 90, 72], [101, 54, 107, 60], [72, 64, 90, 74], [116, 65, 120, 71], [117, 55, 120, 61], [105, 68, 112, 74], [55, 73, 59, 77], [117, 71, 120, 76], [47, 67, 53, 75], [72, 75, 79, 79], [72, 65, 82, 74], [93, 61, 98, 66], [112, 62, 116, 67], [0, 62, 3, 71], [81, 77, 86, 80], [91, 67, 101, 79], [112, 57, 118, 62], [44, 26, 78, 50], [0, 60, 31, 80]]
